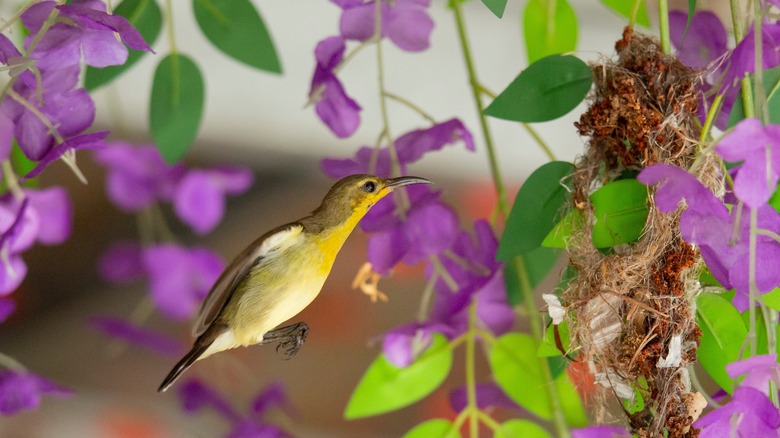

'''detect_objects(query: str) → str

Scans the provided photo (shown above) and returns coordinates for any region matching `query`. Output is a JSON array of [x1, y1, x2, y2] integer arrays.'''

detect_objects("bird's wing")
[[192, 223, 304, 337]]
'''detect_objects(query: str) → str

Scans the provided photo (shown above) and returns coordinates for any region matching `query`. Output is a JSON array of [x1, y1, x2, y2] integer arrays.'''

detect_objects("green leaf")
[[590, 179, 649, 247], [599, 0, 650, 27], [85, 0, 162, 91], [554, 370, 588, 427], [763, 288, 780, 311], [497, 161, 574, 259], [538, 321, 570, 357], [489, 333, 551, 419], [496, 419, 551, 438], [696, 293, 748, 393], [485, 55, 592, 123], [193, 0, 281, 73], [404, 419, 460, 438], [683, 0, 697, 41], [480, 0, 507, 18], [345, 334, 453, 419], [741, 310, 768, 355], [149, 53, 205, 164], [542, 209, 579, 248], [728, 66, 780, 127], [523, 0, 578, 64]]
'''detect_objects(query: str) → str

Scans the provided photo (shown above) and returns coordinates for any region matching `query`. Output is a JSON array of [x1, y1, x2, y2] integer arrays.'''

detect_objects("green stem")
[[164, 0, 177, 54], [730, 0, 755, 119], [453, 4, 569, 437], [451, 2, 508, 217], [466, 301, 478, 437], [0, 351, 26, 372], [657, 0, 671, 54], [383, 91, 437, 124], [2, 161, 23, 200], [522, 123, 556, 161]]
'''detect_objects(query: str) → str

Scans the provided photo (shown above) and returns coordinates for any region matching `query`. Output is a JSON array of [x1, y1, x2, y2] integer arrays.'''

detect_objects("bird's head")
[[309, 174, 432, 231]]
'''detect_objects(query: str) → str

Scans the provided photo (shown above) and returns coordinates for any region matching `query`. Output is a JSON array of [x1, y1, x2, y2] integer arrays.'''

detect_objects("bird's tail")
[[158, 326, 224, 393]]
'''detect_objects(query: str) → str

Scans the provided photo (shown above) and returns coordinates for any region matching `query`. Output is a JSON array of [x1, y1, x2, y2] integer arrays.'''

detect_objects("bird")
[[158, 174, 432, 392]]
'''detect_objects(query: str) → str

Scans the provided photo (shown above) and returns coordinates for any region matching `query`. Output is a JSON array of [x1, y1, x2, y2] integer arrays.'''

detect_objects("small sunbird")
[[158, 174, 431, 392]]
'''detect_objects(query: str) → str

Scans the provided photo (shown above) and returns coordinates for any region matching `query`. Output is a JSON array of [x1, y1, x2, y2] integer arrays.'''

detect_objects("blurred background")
[[0, 0, 719, 436]]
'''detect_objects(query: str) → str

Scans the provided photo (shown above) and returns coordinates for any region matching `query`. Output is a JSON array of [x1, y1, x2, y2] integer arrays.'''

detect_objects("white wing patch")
[[254, 225, 303, 259]]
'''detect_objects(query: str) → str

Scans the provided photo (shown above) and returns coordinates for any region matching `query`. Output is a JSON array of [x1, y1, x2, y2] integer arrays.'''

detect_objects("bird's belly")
[[231, 253, 330, 346]]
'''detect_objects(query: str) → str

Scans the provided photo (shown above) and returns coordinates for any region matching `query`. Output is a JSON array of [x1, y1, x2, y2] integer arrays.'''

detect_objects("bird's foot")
[[261, 322, 309, 359]]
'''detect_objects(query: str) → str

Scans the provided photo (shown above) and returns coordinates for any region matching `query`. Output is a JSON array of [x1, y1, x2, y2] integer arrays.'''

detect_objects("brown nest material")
[[562, 28, 718, 437]]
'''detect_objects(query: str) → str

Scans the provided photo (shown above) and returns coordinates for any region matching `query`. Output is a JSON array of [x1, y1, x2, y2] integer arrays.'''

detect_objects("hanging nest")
[[562, 28, 718, 437]]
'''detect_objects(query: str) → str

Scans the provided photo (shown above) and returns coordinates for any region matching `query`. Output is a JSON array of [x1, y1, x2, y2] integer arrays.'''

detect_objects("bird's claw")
[[262, 322, 309, 359]]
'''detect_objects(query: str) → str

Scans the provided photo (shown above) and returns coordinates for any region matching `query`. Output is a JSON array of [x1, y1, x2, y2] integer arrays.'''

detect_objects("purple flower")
[[382, 322, 437, 367], [22, 131, 108, 181], [726, 354, 780, 395], [24, 187, 72, 245], [90, 316, 184, 357], [571, 426, 630, 438], [0, 201, 33, 296], [179, 379, 240, 420], [173, 167, 254, 235], [179, 379, 289, 437], [449, 382, 519, 412], [309, 36, 361, 138], [0, 299, 14, 323], [335, 0, 434, 52], [694, 386, 780, 437], [142, 244, 224, 320], [639, 164, 780, 310], [669, 10, 728, 69], [22, 1, 151, 69], [98, 241, 145, 283], [722, 23, 780, 91], [0, 370, 71, 416], [0, 112, 13, 161], [717, 118, 780, 209], [322, 118, 474, 180], [94, 143, 185, 212], [1, 69, 96, 161]]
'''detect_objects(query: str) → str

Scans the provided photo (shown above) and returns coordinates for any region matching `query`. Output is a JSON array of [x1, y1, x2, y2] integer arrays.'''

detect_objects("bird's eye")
[[362, 181, 376, 193]]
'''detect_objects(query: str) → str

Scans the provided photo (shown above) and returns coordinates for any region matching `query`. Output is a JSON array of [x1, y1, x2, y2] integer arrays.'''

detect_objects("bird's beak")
[[386, 176, 432, 190]]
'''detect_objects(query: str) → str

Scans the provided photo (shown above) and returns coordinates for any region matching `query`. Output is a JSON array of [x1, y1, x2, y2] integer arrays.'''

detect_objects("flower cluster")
[[94, 142, 254, 319], [694, 354, 780, 436], [308, 0, 434, 137], [178, 379, 290, 437], [639, 118, 780, 310], [322, 119, 514, 367]]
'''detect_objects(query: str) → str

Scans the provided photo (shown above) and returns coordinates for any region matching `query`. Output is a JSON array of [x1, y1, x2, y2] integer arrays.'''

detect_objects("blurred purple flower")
[[22, 0, 151, 69], [694, 386, 780, 437], [717, 118, 780, 208], [382, 322, 437, 367], [0, 299, 14, 323], [726, 354, 780, 395], [98, 241, 145, 283], [639, 164, 780, 310], [449, 382, 519, 412], [179, 379, 289, 437], [23, 187, 72, 245], [179, 379, 239, 420], [335, 0, 434, 52], [90, 316, 185, 357], [173, 167, 254, 235], [309, 36, 361, 138], [0, 112, 13, 160], [93, 143, 185, 212], [0, 370, 71, 416], [0, 200, 33, 296], [142, 244, 224, 320], [571, 426, 630, 438], [669, 10, 727, 69]]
